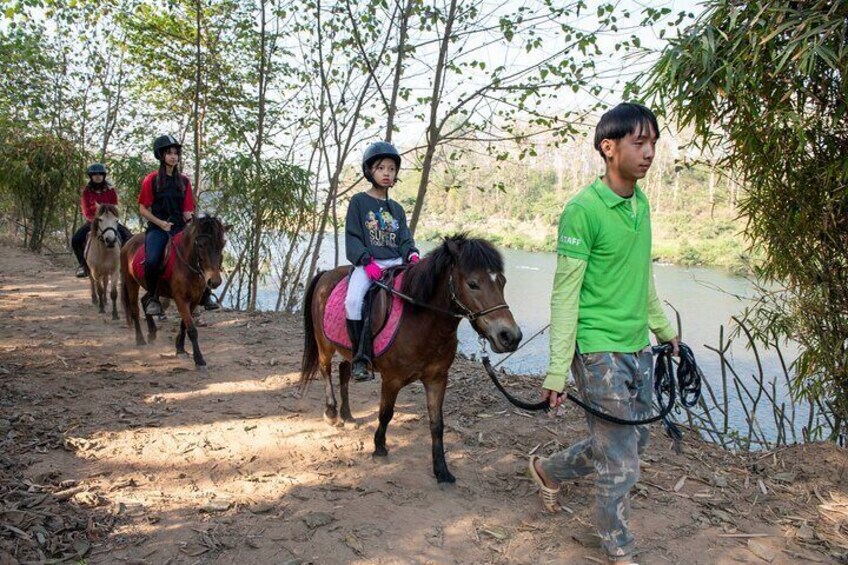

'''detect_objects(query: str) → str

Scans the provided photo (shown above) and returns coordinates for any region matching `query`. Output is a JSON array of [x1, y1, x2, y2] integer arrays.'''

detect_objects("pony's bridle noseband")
[[96, 223, 119, 243]]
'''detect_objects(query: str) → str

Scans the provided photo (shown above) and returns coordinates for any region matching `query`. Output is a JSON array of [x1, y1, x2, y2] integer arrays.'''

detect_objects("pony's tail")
[[120, 252, 131, 327], [298, 270, 324, 396]]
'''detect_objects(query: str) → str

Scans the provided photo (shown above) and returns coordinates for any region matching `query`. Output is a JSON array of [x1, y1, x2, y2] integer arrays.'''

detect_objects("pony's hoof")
[[136, 339, 146, 347], [436, 471, 456, 484], [112, 314, 119, 321], [323, 412, 339, 426], [196, 364, 207, 372], [342, 418, 359, 429], [176, 349, 189, 357], [373, 446, 389, 457]]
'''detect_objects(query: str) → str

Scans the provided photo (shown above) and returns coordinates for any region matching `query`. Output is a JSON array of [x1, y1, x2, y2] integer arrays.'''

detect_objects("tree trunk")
[[193, 0, 203, 195], [408, 0, 458, 235], [385, 0, 414, 142], [247, 0, 270, 312]]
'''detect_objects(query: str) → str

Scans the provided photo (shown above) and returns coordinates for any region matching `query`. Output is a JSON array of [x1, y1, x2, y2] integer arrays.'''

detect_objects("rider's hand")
[[364, 261, 383, 281], [160, 220, 173, 232], [408, 253, 420, 264], [541, 388, 566, 415]]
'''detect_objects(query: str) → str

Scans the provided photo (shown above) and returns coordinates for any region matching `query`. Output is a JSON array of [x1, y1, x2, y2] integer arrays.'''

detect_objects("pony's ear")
[[223, 223, 232, 233]]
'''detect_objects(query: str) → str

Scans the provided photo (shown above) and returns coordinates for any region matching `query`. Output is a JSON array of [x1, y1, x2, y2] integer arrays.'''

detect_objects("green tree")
[[643, 0, 848, 434], [0, 132, 86, 251]]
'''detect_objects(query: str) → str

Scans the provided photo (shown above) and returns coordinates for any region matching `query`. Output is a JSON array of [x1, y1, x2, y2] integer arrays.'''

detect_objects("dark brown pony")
[[300, 234, 522, 483], [120, 216, 226, 368]]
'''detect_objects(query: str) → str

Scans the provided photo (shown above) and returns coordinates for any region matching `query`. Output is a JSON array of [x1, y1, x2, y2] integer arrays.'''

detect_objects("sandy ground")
[[1, 239, 847, 565]]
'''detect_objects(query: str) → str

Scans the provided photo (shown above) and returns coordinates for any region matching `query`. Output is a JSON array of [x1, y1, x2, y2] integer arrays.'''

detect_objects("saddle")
[[130, 233, 181, 283], [323, 266, 408, 358]]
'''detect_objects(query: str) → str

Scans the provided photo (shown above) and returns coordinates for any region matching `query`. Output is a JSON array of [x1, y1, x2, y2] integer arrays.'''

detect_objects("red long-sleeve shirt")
[[81, 185, 119, 222]]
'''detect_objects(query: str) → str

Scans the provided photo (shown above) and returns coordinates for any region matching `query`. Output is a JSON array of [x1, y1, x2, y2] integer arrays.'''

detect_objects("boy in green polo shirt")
[[528, 103, 679, 565]]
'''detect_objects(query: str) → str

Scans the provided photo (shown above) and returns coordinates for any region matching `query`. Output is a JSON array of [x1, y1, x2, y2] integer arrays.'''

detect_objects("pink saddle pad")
[[323, 273, 405, 358], [131, 232, 182, 282]]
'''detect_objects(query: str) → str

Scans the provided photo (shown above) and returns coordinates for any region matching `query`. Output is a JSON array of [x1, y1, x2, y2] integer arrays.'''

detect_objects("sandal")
[[528, 455, 561, 513]]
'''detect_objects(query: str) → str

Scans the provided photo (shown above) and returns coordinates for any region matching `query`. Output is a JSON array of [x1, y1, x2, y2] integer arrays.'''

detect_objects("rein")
[[372, 271, 510, 323]]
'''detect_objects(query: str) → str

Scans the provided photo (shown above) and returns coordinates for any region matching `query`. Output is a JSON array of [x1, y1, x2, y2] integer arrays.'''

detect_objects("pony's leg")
[[175, 320, 188, 355], [128, 279, 146, 346], [110, 272, 118, 320], [320, 357, 339, 425], [89, 274, 97, 305], [373, 377, 403, 457], [97, 277, 107, 314], [175, 299, 205, 367], [145, 313, 158, 342], [338, 360, 356, 426], [423, 375, 455, 483]]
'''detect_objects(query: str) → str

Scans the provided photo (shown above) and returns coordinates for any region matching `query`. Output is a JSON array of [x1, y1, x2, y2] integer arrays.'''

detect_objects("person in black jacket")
[[344, 141, 419, 381]]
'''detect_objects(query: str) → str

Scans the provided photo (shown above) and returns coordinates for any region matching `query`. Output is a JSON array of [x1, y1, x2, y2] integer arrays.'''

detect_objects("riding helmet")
[[86, 163, 107, 176], [153, 135, 183, 161], [361, 141, 401, 184]]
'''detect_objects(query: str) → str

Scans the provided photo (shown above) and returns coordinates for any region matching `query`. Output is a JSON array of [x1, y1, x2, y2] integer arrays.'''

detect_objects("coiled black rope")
[[482, 342, 703, 433]]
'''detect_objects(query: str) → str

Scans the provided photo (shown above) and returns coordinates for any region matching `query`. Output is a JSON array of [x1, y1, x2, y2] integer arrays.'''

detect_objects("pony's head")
[[187, 215, 227, 289], [404, 234, 522, 353], [93, 204, 120, 248]]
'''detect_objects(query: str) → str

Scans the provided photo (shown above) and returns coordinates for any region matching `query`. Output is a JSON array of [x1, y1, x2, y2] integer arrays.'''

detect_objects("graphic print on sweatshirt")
[[365, 208, 400, 248]]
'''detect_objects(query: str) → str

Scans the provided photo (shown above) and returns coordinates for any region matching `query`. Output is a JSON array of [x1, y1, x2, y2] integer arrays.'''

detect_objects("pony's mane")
[[401, 233, 503, 306], [189, 215, 225, 248]]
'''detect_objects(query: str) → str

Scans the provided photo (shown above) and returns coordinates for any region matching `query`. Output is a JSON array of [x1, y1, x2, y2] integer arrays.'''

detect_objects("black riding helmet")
[[87, 163, 107, 176], [362, 141, 401, 185], [153, 135, 182, 161]]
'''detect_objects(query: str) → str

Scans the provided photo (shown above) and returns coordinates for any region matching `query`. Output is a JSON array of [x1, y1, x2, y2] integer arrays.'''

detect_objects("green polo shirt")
[[557, 177, 654, 354]]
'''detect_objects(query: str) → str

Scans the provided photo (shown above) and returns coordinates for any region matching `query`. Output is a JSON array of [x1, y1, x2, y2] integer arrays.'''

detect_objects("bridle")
[[94, 217, 119, 244], [374, 268, 510, 325], [447, 274, 510, 322], [171, 231, 220, 286]]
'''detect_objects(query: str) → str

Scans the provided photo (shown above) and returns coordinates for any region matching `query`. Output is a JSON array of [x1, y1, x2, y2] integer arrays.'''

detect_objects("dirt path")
[[1, 241, 846, 564]]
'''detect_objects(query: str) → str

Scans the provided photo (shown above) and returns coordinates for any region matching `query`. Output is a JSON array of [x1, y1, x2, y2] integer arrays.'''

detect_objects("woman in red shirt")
[[71, 163, 133, 277], [137, 135, 218, 315]]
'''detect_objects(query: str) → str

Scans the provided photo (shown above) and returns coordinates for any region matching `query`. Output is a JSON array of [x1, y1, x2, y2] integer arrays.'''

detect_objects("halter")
[[373, 269, 510, 324], [447, 273, 510, 322], [96, 224, 119, 243], [170, 231, 222, 289]]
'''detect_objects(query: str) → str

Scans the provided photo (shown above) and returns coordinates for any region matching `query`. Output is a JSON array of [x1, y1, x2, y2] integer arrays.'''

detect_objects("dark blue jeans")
[[144, 227, 177, 294]]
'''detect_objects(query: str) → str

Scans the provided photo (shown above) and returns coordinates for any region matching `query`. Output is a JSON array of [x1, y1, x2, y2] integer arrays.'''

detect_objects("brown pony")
[[85, 203, 121, 319], [300, 234, 522, 483], [120, 216, 226, 368]]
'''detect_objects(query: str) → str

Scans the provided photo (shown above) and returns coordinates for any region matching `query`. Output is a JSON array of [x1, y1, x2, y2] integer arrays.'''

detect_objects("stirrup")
[[75, 265, 87, 278], [351, 360, 374, 382], [142, 294, 163, 316]]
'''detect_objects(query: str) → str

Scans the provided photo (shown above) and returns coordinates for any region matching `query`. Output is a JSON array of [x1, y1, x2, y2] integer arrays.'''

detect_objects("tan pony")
[[85, 203, 121, 319]]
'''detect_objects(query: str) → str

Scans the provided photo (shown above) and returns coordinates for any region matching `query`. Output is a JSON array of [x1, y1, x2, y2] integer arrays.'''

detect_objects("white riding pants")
[[345, 257, 403, 320]]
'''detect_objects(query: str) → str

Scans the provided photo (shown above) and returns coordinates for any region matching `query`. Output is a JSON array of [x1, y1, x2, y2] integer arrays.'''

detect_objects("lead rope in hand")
[[482, 341, 703, 450]]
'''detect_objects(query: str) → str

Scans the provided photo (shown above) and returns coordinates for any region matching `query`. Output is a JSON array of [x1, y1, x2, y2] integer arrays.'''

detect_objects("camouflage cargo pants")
[[540, 349, 653, 561]]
